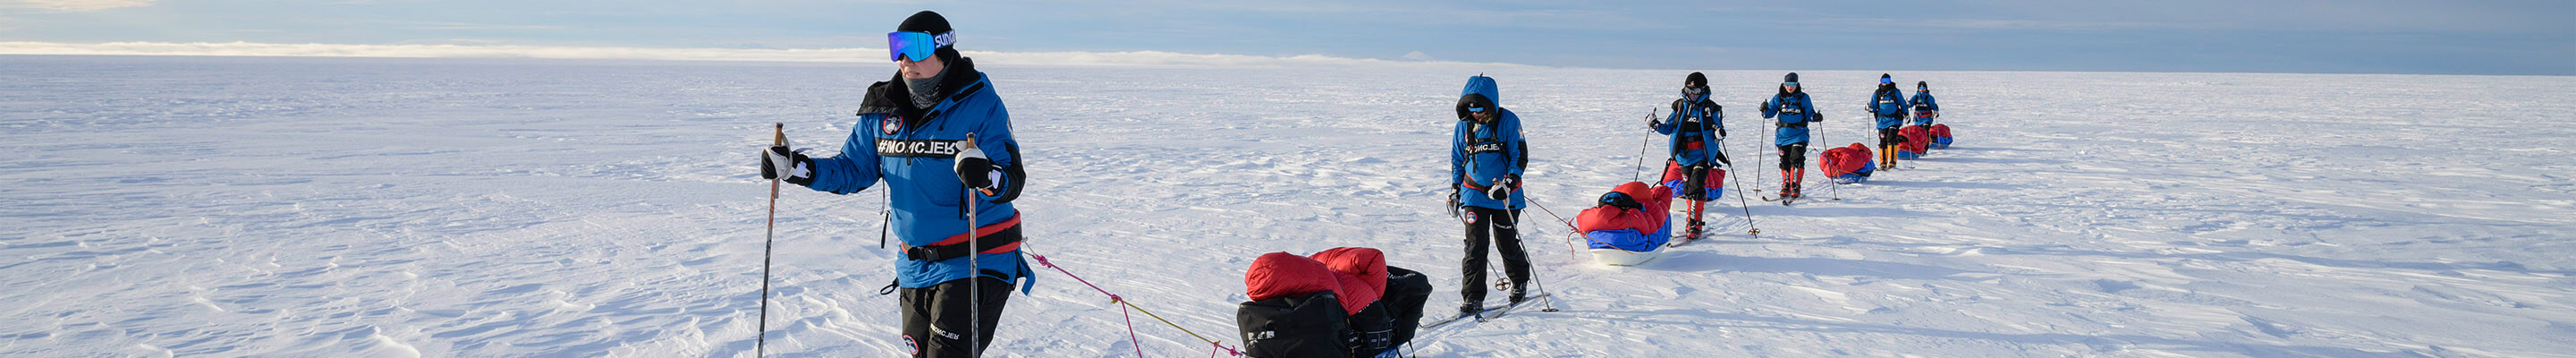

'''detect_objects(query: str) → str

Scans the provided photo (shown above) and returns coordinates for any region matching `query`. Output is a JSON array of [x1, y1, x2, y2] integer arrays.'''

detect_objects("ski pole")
[[961, 134, 985, 358], [758, 123, 784, 357], [1826, 114, 1843, 201], [1717, 139, 1759, 237], [1633, 109, 1657, 183]]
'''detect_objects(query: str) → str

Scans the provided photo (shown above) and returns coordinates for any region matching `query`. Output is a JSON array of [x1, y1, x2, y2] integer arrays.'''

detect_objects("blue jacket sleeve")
[[1449, 122, 1466, 191], [1656, 109, 1681, 134], [1802, 97, 1822, 122], [1710, 106, 1725, 134], [1505, 114, 1528, 179], [806, 119, 883, 195], [1761, 97, 1780, 119], [1894, 93, 1910, 116], [968, 105, 1024, 204]]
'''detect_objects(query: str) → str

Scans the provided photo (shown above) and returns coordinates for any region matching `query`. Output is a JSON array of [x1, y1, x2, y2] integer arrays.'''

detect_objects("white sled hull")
[[1589, 248, 1664, 266]]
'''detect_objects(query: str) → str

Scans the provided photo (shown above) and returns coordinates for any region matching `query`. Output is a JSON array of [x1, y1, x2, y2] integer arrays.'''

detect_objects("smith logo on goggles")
[[876, 139, 968, 158]]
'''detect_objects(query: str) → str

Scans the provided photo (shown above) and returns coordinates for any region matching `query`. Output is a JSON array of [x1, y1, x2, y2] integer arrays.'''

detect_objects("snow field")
[[3, 55, 2572, 357]]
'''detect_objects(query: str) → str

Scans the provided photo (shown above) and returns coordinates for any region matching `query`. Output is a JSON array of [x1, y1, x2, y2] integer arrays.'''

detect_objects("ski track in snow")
[[3, 55, 2572, 357]]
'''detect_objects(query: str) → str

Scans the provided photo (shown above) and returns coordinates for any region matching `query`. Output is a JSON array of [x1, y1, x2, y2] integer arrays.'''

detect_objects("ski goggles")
[[1460, 94, 1495, 115], [1880, 77, 1894, 84], [1783, 81, 1799, 88], [886, 30, 955, 63], [1682, 86, 1707, 96]]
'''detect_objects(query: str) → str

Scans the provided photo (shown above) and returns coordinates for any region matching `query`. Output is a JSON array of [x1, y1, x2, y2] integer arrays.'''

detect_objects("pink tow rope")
[[1030, 251, 1244, 357]]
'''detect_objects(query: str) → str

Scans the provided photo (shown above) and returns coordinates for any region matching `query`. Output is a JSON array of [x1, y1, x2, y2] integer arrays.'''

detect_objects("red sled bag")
[[1930, 124, 1953, 149], [1821, 143, 1875, 183], [1896, 126, 1931, 159], [1240, 252, 1349, 358]]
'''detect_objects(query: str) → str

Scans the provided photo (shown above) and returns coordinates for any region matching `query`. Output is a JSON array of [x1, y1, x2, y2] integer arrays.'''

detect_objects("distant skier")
[[1648, 72, 1730, 238], [1867, 73, 1911, 168], [1759, 72, 1822, 200], [1911, 81, 1940, 131], [1447, 75, 1532, 316], [759, 11, 1033, 357]]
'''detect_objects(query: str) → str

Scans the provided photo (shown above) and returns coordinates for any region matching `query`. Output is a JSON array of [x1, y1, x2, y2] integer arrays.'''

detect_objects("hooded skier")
[[759, 11, 1033, 357], [1647, 72, 1730, 239], [1911, 81, 1940, 130], [1868, 73, 1911, 168], [1447, 75, 1532, 316], [1759, 72, 1823, 200]]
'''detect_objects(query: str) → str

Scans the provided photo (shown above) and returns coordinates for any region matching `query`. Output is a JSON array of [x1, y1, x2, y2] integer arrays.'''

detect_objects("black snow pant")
[[900, 277, 1012, 358], [1459, 206, 1530, 307], [1776, 143, 1808, 171], [1877, 126, 1903, 148]]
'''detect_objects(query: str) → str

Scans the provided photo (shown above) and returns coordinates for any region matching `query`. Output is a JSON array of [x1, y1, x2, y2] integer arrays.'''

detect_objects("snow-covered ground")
[[4, 55, 2572, 357]]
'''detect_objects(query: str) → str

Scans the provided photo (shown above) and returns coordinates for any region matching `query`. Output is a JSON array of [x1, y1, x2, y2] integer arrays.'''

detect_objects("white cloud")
[[1402, 51, 1434, 61], [0, 41, 1540, 68], [1, 0, 152, 13]]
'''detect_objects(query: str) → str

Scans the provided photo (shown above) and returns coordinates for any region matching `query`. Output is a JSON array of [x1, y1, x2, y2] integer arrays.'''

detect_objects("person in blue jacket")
[[1447, 74, 1531, 315], [1911, 81, 1940, 129], [1759, 72, 1822, 200], [760, 11, 1032, 357], [1867, 73, 1911, 167], [1648, 72, 1731, 239]]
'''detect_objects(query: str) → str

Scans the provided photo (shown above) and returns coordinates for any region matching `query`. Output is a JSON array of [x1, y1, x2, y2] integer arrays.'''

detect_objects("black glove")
[[1719, 127, 1728, 137], [1486, 175, 1518, 200], [953, 144, 999, 192], [1647, 118, 1662, 131], [762, 146, 815, 186]]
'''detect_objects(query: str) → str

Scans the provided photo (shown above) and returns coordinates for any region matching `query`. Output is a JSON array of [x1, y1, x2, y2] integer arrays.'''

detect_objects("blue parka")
[[1761, 90, 1821, 147], [1868, 86, 1911, 129], [1451, 76, 1527, 210], [802, 57, 1034, 293], [1910, 90, 1939, 126], [1657, 94, 1724, 167]]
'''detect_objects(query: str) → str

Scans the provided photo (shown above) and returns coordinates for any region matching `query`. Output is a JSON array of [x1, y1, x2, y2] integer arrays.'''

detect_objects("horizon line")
[[2, 41, 2560, 78]]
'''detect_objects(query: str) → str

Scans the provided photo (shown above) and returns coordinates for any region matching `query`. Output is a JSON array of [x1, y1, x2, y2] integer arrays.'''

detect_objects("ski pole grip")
[[957, 133, 998, 196], [773, 123, 786, 146]]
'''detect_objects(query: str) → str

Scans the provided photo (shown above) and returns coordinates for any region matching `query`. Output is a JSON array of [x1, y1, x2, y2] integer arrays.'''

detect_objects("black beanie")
[[1685, 72, 1707, 87], [898, 11, 952, 36], [1881, 73, 1891, 80], [1918, 81, 1928, 88], [1784, 72, 1800, 82], [897, 11, 962, 62]]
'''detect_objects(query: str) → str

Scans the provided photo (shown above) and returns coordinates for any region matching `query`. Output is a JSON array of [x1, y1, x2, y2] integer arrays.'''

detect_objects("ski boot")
[[1459, 302, 1482, 317], [1507, 286, 1529, 305], [1686, 218, 1707, 240]]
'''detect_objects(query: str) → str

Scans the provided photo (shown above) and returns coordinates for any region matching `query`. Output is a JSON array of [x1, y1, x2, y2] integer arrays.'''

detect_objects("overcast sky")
[[4, 0, 2570, 74]]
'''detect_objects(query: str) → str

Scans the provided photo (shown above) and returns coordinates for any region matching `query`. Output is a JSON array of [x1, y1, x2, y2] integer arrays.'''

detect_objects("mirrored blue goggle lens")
[[1467, 106, 1487, 113], [1881, 78, 1894, 84], [887, 31, 936, 62], [1784, 81, 1799, 87]]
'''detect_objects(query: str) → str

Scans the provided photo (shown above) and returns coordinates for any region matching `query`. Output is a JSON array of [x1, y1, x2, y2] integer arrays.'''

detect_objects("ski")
[[1478, 293, 1555, 320], [1420, 293, 1554, 330]]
